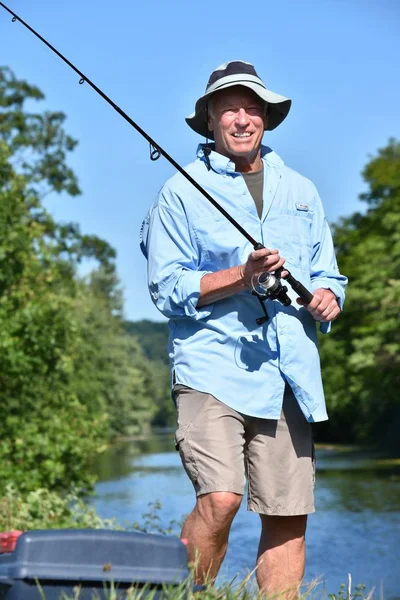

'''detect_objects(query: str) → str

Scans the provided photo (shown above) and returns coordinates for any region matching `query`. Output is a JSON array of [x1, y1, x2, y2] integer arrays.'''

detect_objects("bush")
[[0, 485, 117, 531]]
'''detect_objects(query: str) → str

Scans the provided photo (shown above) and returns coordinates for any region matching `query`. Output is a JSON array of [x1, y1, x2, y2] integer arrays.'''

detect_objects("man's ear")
[[207, 114, 214, 133]]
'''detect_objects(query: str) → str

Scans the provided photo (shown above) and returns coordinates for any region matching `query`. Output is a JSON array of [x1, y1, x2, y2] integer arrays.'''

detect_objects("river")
[[92, 434, 400, 599]]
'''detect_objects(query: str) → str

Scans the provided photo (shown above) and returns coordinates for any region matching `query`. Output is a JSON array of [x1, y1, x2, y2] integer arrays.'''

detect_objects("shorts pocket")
[[174, 427, 185, 451], [311, 442, 316, 487], [174, 426, 198, 483]]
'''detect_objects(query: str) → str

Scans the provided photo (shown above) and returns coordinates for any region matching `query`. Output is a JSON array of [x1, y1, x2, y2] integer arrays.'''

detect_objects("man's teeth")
[[233, 132, 251, 137]]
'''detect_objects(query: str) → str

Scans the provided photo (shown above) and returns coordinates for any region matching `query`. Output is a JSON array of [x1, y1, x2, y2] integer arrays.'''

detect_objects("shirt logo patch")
[[296, 202, 309, 211]]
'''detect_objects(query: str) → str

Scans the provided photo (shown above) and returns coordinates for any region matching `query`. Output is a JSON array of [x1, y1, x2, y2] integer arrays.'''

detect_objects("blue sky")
[[1, 0, 399, 321]]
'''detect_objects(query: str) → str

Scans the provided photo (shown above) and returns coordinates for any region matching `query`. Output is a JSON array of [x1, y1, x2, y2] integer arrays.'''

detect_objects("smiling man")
[[208, 86, 266, 172], [140, 61, 347, 598]]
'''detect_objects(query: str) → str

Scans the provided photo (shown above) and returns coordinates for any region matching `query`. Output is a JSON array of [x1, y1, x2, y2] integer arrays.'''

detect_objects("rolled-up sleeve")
[[140, 186, 213, 320], [310, 187, 348, 333]]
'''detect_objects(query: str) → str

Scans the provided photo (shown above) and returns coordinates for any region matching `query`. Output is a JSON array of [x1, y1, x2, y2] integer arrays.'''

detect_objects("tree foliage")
[[0, 67, 171, 494], [72, 273, 160, 437], [318, 139, 400, 454], [124, 320, 174, 427], [0, 139, 103, 492], [0, 66, 80, 197]]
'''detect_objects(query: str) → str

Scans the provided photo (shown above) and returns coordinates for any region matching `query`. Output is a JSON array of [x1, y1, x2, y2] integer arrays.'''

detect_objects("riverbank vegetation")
[[0, 66, 398, 556], [59, 576, 374, 600]]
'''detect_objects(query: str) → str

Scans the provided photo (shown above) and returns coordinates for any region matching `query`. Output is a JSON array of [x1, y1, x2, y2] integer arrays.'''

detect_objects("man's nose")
[[235, 108, 250, 126]]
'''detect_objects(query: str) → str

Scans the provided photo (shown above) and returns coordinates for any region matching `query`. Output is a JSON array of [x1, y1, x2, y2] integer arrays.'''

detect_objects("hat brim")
[[185, 81, 291, 139]]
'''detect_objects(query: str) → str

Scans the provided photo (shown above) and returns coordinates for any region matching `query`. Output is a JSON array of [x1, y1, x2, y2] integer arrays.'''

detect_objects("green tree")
[[0, 67, 118, 493], [0, 140, 104, 493], [0, 65, 80, 196], [72, 271, 159, 437], [124, 320, 175, 427], [0, 66, 116, 273], [124, 320, 169, 365], [0, 65, 182, 500], [319, 139, 400, 453]]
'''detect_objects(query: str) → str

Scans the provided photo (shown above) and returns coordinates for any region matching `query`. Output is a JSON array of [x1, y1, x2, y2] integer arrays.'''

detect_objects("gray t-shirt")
[[242, 167, 264, 219]]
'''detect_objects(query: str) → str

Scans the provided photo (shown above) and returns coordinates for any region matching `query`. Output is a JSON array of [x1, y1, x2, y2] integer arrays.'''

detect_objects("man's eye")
[[247, 107, 263, 115], [222, 107, 262, 117]]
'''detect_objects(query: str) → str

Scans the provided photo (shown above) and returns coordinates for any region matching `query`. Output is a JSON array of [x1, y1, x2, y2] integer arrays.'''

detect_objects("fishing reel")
[[252, 269, 291, 325]]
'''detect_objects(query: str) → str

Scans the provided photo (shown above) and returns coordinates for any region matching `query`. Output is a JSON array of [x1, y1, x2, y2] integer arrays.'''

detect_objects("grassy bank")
[[45, 575, 375, 600], [0, 489, 378, 599]]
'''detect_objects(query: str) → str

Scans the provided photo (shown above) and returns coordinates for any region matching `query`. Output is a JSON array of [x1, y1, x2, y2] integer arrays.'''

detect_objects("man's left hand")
[[296, 288, 340, 322]]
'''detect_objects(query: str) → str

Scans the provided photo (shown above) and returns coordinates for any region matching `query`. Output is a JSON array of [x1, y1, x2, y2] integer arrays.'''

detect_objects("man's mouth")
[[232, 132, 252, 138]]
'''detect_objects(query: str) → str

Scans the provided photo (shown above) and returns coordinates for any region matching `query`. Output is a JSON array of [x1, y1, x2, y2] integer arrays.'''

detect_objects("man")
[[140, 61, 347, 598]]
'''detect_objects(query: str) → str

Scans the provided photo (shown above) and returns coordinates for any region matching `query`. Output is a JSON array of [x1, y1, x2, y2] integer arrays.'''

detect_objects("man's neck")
[[234, 155, 263, 173]]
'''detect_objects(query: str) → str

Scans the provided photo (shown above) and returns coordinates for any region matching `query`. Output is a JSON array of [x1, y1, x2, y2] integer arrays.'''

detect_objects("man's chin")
[[215, 142, 261, 162]]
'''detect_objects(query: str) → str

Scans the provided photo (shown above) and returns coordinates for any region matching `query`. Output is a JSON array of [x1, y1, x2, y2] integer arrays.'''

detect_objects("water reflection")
[[93, 435, 174, 481], [318, 473, 400, 513], [92, 437, 400, 598]]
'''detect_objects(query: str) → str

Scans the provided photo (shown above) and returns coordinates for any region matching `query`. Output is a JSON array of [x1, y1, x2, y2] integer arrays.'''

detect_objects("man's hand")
[[239, 248, 287, 288], [198, 249, 286, 307], [296, 288, 340, 322]]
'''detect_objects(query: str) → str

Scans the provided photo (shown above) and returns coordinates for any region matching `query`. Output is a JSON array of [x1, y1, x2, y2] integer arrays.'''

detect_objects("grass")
[[33, 572, 377, 600]]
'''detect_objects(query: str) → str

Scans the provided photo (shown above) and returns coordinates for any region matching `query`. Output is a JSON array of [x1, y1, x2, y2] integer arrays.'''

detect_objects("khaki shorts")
[[173, 384, 315, 516]]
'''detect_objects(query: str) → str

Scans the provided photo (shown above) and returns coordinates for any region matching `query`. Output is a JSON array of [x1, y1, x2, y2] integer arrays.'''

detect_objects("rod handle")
[[286, 275, 314, 304]]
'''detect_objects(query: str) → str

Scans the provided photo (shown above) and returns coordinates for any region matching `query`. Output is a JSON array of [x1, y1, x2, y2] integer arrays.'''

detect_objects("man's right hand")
[[239, 248, 287, 288], [197, 248, 286, 308]]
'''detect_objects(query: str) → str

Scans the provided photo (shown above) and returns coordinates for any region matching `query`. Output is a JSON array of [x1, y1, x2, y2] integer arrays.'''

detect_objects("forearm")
[[197, 265, 247, 307], [197, 248, 286, 308]]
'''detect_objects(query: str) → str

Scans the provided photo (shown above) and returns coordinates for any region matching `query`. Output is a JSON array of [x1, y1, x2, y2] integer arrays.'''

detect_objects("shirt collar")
[[196, 143, 284, 174]]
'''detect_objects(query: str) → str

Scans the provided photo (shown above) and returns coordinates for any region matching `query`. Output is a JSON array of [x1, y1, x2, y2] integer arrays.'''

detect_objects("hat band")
[[211, 79, 266, 93], [205, 73, 267, 95]]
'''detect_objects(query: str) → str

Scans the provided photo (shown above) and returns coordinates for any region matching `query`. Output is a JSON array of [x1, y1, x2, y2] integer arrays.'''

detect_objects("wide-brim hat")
[[186, 60, 292, 139]]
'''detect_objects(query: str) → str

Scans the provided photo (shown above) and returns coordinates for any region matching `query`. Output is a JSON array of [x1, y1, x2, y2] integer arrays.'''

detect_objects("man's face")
[[207, 86, 267, 166]]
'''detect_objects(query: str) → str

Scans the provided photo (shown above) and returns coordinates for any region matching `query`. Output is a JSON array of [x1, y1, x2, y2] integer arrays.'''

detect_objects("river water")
[[92, 435, 400, 599]]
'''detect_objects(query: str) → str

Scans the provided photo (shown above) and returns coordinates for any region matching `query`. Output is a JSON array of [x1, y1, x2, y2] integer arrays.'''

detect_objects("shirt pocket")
[[266, 209, 313, 272], [191, 213, 250, 269], [280, 235, 312, 271]]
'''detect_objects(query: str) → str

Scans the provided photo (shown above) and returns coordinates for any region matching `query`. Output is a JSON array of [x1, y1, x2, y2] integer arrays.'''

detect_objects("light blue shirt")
[[140, 145, 347, 423]]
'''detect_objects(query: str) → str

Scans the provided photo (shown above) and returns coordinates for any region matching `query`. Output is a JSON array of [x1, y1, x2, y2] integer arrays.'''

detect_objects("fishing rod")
[[0, 2, 313, 324]]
